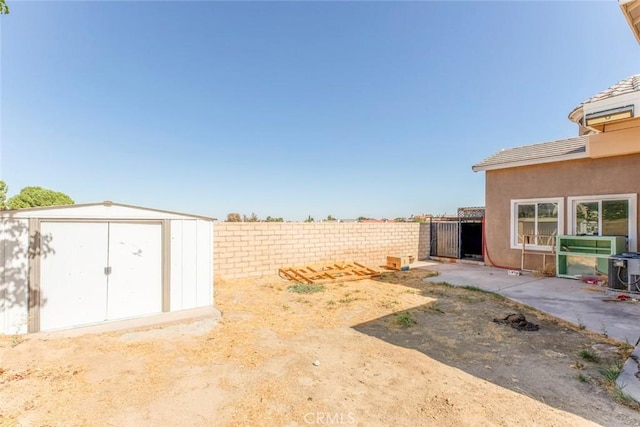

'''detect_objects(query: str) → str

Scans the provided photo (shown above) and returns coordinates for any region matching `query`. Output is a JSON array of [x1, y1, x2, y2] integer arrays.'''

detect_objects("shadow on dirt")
[[352, 269, 640, 427]]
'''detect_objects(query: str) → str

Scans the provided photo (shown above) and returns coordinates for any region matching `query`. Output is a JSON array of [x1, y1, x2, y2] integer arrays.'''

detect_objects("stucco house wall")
[[485, 153, 640, 269]]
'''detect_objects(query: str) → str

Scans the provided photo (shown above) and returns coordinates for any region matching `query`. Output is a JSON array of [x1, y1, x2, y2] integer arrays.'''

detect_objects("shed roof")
[[472, 136, 588, 172], [0, 201, 217, 221]]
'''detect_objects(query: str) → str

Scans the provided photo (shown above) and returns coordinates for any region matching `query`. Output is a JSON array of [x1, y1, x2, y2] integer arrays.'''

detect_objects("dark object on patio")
[[602, 294, 634, 302], [493, 313, 539, 331]]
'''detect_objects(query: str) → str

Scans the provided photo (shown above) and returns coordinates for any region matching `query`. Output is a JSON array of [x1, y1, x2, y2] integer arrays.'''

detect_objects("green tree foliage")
[[8, 186, 74, 209], [0, 0, 9, 15], [326, 215, 336, 221], [0, 180, 7, 209], [226, 212, 242, 222], [603, 200, 628, 220], [265, 216, 283, 222], [304, 215, 314, 223]]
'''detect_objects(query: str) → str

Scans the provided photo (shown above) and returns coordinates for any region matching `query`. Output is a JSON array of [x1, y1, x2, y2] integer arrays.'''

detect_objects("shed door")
[[106, 223, 162, 319], [39, 222, 109, 330], [38, 221, 163, 331]]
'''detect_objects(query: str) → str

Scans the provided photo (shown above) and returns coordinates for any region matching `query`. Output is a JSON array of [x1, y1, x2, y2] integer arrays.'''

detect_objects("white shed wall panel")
[[169, 222, 184, 311], [0, 219, 30, 334], [196, 219, 213, 306], [182, 221, 198, 309], [170, 219, 213, 311]]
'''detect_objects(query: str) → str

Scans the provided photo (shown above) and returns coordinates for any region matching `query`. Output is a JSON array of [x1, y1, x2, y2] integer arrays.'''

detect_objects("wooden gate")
[[430, 220, 460, 258]]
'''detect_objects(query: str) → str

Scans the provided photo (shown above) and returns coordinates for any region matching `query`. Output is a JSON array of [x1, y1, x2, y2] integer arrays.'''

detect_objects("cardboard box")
[[387, 256, 415, 271]]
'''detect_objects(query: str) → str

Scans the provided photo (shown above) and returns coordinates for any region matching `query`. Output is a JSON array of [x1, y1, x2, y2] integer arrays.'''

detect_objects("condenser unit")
[[608, 254, 640, 292]]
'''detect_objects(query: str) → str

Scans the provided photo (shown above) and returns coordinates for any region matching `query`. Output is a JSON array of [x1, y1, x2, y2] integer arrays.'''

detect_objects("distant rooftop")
[[472, 136, 588, 172]]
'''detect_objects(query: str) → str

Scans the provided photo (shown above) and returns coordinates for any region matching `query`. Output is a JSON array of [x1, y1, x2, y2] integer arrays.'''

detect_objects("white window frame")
[[567, 193, 637, 251], [510, 197, 564, 250]]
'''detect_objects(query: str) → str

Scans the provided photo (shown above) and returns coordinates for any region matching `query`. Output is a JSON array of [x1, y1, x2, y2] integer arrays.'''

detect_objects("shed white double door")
[[39, 221, 163, 331]]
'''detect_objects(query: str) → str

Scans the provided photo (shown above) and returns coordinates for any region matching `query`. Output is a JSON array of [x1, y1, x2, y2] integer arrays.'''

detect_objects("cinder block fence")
[[213, 222, 430, 279]]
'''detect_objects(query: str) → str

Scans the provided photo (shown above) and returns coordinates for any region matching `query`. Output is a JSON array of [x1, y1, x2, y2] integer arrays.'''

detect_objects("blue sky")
[[1, 1, 639, 221]]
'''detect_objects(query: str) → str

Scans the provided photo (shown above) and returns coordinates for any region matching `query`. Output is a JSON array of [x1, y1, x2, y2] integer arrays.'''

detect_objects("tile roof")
[[569, 74, 640, 122], [472, 136, 588, 172], [580, 74, 640, 104]]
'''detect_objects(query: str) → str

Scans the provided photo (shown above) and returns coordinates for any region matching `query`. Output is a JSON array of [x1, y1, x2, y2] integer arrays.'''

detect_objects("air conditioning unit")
[[608, 254, 640, 291]]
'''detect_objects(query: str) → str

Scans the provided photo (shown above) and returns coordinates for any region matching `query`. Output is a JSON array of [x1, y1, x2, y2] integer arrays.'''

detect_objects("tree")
[[265, 216, 283, 222], [0, 180, 7, 209], [244, 212, 259, 222], [8, 186, 74, 209], [304, 215, 314, 223], [326, 215, 336, 222], [226, 212, 242, 222], [0, 0, 9, 15]]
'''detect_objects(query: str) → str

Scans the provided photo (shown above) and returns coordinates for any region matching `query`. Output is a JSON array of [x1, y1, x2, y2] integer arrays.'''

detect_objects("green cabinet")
[[556, 235, 627, 279]]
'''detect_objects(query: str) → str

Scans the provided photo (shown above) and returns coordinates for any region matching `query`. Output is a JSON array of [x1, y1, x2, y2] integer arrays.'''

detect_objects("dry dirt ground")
[[1, 269, 639, 426]]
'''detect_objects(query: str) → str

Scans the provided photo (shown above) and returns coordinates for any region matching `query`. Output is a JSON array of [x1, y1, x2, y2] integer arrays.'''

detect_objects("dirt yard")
[[1, 269, 639, 426]]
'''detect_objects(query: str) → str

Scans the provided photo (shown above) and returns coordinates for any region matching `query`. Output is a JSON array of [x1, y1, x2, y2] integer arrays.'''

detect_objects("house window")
[[568, 194, 637, 251], [511, 198, 563, 249]]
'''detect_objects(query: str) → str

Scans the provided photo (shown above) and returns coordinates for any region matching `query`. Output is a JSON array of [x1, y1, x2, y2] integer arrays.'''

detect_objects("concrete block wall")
[[214, 222, 431, 279]]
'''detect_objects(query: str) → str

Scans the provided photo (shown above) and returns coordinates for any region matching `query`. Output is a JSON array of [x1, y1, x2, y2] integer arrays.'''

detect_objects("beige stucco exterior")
[[485, 152, 640, 270], [588, 123, 640, 158]]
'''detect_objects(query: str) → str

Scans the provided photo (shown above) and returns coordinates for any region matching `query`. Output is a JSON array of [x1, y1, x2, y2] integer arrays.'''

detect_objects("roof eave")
[[472, 152, 588, 172], [620, 0, 640, 45], [568, 105, 584, 125]]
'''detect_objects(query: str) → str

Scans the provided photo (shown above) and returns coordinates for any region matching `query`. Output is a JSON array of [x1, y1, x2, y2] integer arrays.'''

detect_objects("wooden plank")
[[279, 261, 380, 284], [277, 269, 295, 281], [354, 262, 380, 276], [278, 268, 313, 284], [310, 265, 335, 279], [292, 269, 314, 284]]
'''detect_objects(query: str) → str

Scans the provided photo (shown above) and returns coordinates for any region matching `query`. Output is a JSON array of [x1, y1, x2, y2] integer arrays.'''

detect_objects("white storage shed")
[[0, 202, 215, 334]]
